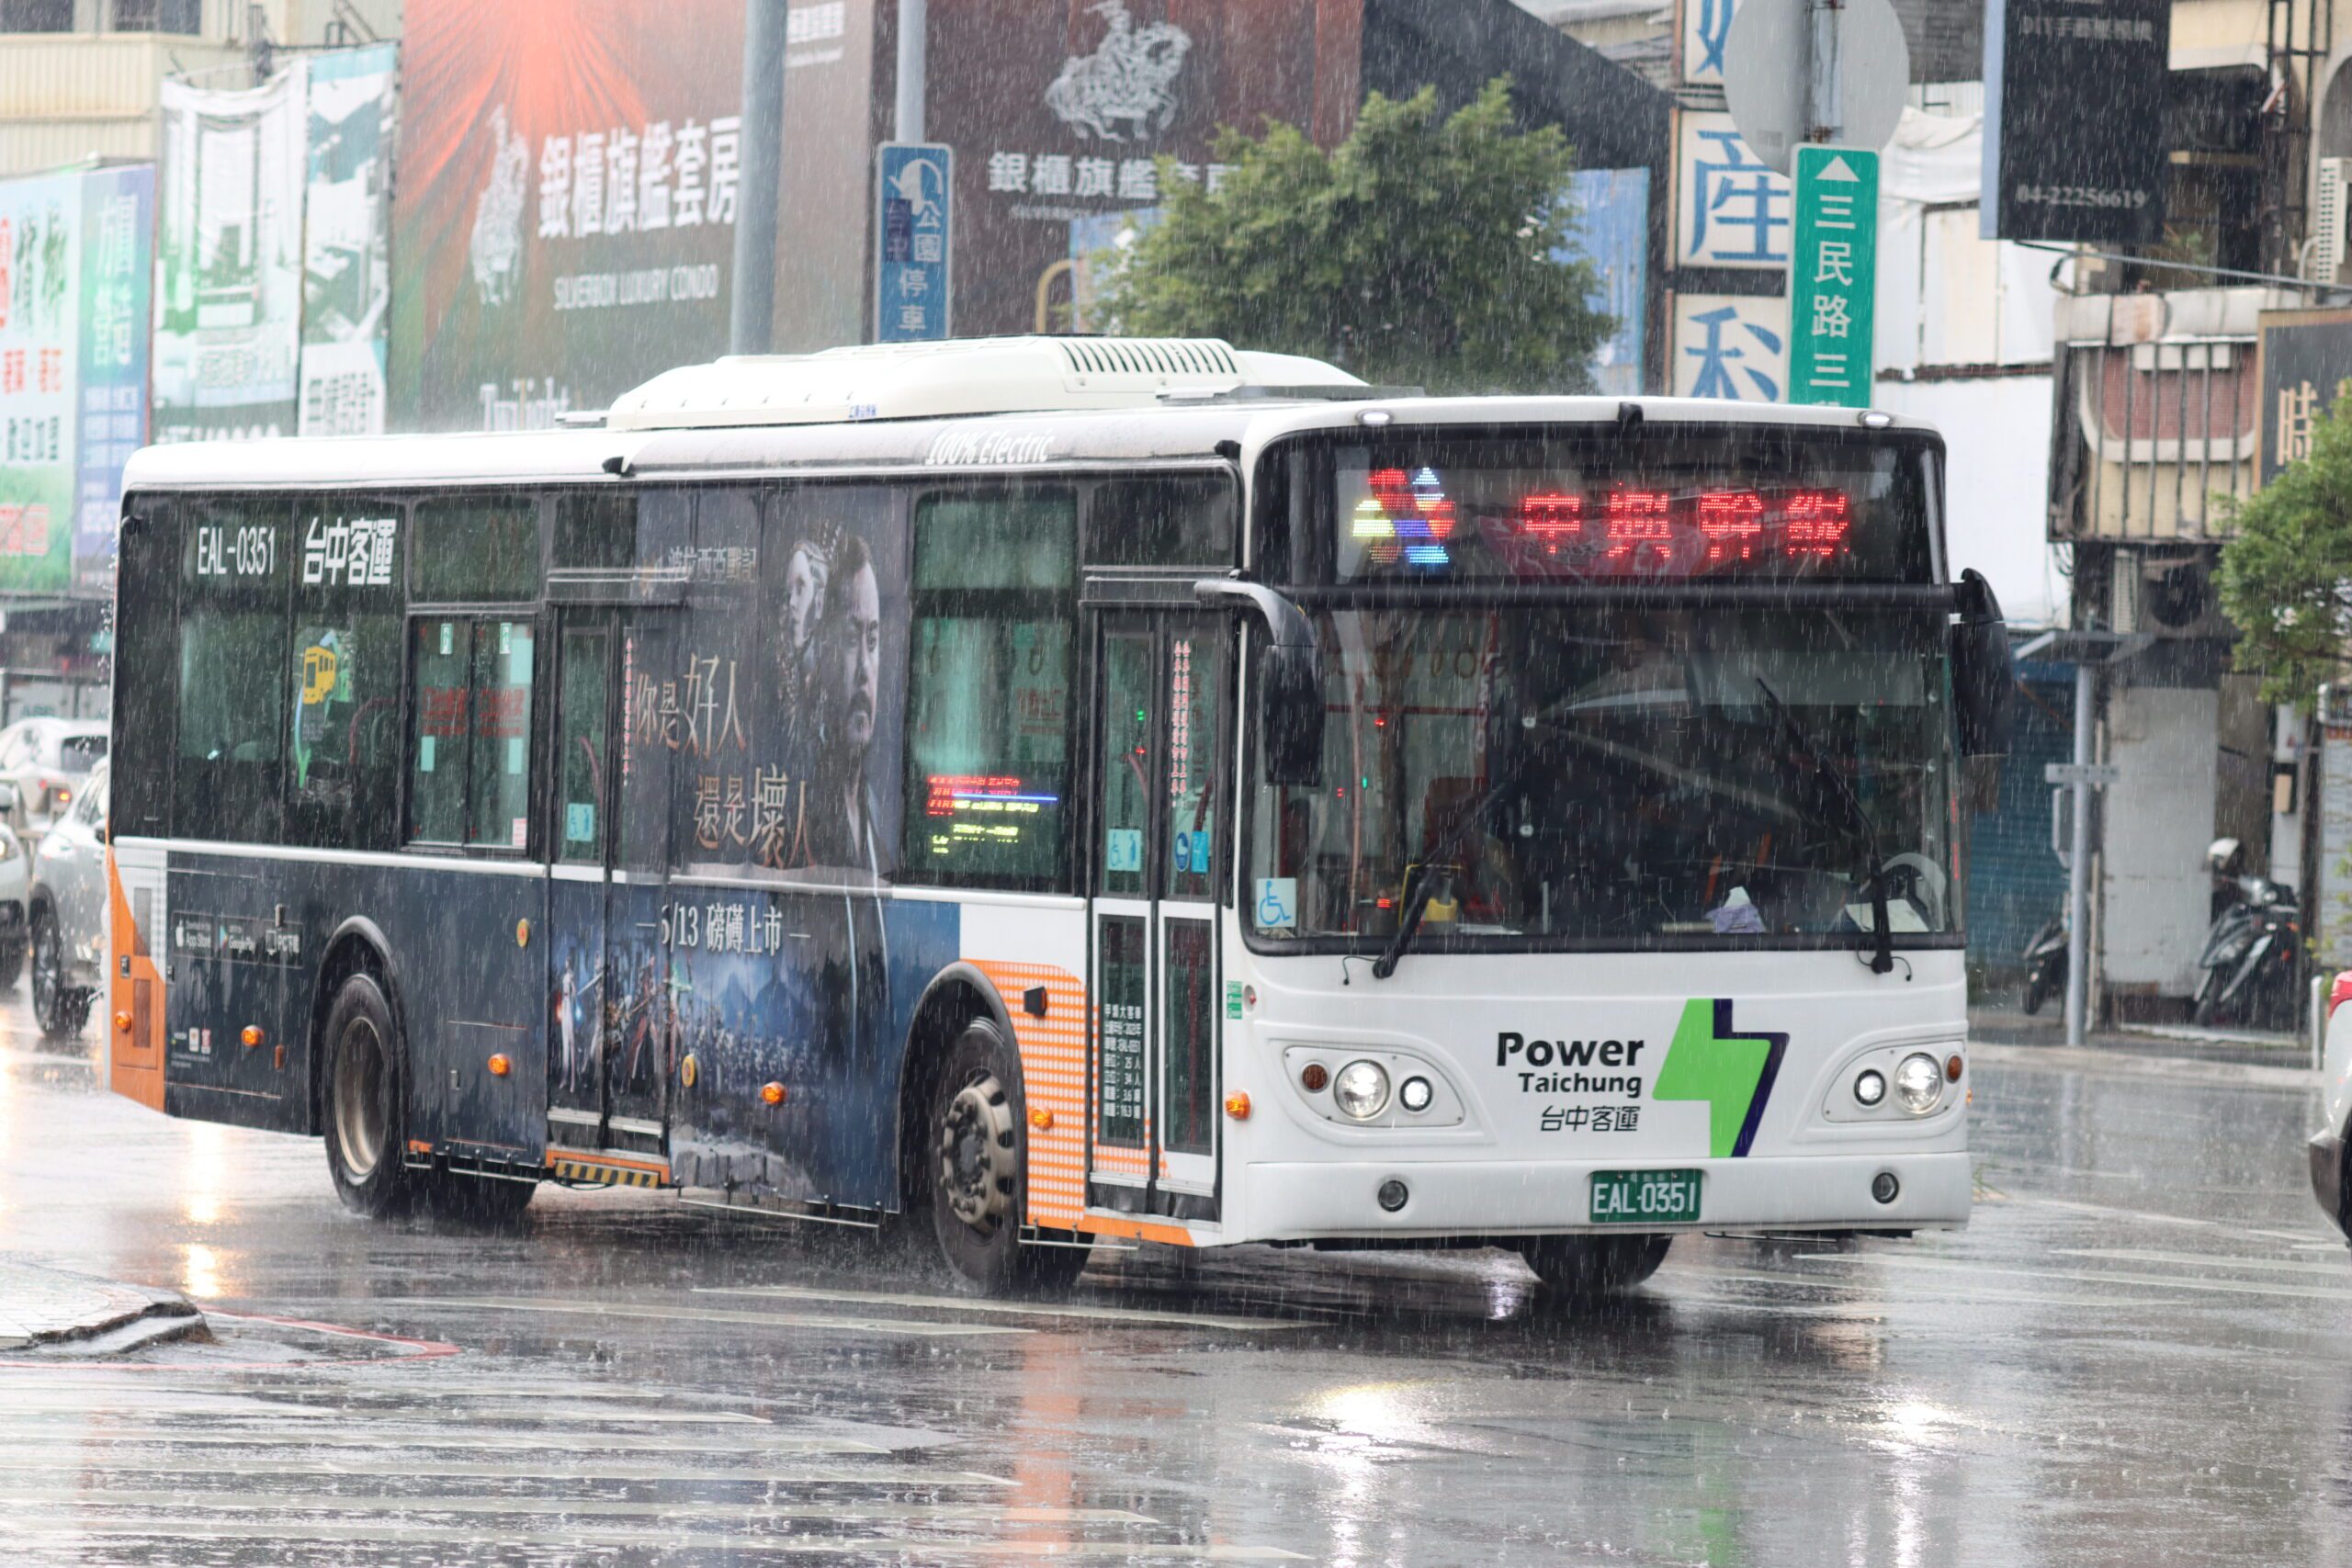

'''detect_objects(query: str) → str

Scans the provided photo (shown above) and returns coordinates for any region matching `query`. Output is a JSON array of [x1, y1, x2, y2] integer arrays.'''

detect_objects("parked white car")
[[0, 781, 32, 990], [2311, 971, 2352, 1237], [0, 716, 107, 843], [29, 758, 107, 1037]]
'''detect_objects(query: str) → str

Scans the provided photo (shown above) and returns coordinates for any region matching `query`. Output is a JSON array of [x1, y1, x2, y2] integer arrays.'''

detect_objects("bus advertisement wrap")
[[155, 65, 309, 445], [575, 486, 940, 1204], [388, 0, 746, 432], [0, 164, 153, 595], [298, 43, 399, 438]]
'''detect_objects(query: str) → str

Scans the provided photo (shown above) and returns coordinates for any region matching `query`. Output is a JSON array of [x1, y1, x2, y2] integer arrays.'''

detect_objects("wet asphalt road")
[[1, 1000, 2347, 1566]]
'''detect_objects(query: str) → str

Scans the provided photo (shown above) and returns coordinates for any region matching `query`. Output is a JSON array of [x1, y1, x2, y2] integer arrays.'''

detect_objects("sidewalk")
[[0, 1258, 202, 1353], [1969, 1004, 2313, 1070]]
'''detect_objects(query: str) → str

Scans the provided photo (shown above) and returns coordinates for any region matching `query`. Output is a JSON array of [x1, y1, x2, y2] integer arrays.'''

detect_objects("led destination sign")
[[1324, 433, 1933, 585]]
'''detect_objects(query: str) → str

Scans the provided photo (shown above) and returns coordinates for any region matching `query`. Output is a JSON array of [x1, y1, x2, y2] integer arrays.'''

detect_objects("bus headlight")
[[1894, 1053, 1944, 1115], [1853, 1068, 1886, 1107], [1333, 1060, 1391, 1120]]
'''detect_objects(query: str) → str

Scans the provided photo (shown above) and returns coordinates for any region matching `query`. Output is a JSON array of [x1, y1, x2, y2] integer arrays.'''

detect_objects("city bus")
[[101, 335, 2013, 1295]]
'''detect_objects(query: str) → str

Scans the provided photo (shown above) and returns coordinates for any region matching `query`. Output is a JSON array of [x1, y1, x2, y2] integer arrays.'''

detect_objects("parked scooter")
[[2021, 908, 2068, 1017], [2190, 838, 2303, 1030]]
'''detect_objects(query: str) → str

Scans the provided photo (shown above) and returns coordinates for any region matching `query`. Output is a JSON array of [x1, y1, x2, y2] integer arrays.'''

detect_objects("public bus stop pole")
[[2065, 661, 2095, 1047], [731, 0, 788, 355], [896, 0, 927, 143]]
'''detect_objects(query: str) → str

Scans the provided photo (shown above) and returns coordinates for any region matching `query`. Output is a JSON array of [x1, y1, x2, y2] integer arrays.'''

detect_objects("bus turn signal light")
[[487, 1054, 512, 1077], [113, 1010, 130, 1033], [1224, 1091, 1251, 1121], [1945, 1055, 1963, 1082], [240, 1025, 264, 1048], [1299, 1063, 1329, 1092], [1028, 1107, 1053, 1131], [761, 1081, 786, 1106]]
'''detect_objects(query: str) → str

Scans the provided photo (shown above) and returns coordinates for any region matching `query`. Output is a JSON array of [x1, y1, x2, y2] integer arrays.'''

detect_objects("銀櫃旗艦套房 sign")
[[389, 0, 749, 432]]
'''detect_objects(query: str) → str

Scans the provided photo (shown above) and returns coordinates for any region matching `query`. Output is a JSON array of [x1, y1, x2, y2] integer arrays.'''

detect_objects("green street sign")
[[1789, 146, 1879, 408]]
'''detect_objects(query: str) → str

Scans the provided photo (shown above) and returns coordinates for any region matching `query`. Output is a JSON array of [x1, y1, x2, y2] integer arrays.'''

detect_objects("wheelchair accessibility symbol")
[[1255, 877, 1299, 931]]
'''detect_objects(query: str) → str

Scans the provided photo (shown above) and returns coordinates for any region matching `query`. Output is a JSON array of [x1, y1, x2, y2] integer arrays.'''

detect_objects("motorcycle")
[[2021, 908, 2068, 1017], [2190, 838, 2303, 1031]]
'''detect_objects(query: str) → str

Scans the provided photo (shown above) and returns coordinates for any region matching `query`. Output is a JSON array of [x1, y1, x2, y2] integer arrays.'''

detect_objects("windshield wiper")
[[1755, 677, 1895, 975], [1371, 863, 1456, 980], [1368, 758, 1532, 981]]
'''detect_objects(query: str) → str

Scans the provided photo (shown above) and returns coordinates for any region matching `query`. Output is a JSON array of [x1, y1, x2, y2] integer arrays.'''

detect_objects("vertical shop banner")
[[300, 43, 398, 437], [0, 165, 153, 594], [154, 64, 308, 444], [389, 0, 747, 432], [75, 166, 153, 594], [1566, 167, 1649, 398]]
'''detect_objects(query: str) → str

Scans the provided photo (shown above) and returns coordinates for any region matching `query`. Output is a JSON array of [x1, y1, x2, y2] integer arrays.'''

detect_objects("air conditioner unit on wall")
[[2313, 156, 2349, 285], [2131, 551, 2232, 641]]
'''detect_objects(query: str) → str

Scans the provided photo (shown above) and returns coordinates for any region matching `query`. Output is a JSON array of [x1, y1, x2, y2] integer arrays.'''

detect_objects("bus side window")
[[288, 498, 404, 852], [176, 497, 291, 847], [1084, 474, 1238, 568], [901, 486, 1077, 890], [405, 615, 536, 852], [114, 499, 177, 838]]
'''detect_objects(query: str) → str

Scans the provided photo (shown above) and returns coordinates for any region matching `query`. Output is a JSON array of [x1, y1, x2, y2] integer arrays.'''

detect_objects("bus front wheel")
[[1518, 1234, 1673, 1298], [927, 1019, 1086, 1295], [322, 973, 413, 1220]]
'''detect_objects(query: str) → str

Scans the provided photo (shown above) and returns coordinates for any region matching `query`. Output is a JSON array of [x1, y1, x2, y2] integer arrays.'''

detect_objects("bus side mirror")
[[1260, 643, 1325, 789], [1953, 569, 2015, 761], [1193, 576, 1324, 789]]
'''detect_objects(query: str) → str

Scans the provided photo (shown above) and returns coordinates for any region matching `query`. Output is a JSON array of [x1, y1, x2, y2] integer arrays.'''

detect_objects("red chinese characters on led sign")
[[1783, 489, 1851, 558], [1602, 490, 1672, 566], [1501, 484, 1856, 573], [1518, 492, 1582, 555], [1697, 490, 1764, 562]]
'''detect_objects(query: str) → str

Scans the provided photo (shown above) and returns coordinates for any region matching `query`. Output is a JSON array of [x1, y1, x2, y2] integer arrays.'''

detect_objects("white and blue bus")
[[102, 336, 2012, 1293]]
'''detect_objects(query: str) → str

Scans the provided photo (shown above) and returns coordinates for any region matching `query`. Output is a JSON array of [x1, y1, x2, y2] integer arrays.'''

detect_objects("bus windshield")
[[1247, 605, 1958, 949]]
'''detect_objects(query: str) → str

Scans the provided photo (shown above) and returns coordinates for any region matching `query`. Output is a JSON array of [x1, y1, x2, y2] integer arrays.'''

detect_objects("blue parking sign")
[[876, 142, 953, 343]]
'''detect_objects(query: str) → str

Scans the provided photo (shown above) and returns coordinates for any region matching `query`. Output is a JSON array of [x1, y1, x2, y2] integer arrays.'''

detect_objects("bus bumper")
[[1237, 1151, 1973, 1242]]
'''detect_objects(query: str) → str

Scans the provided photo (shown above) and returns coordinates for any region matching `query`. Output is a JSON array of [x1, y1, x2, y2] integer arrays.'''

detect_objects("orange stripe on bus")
[[1073, 1212, 1195, 1247]]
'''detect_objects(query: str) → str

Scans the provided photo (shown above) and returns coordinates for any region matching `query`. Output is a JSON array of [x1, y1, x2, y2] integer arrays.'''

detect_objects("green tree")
[[1098, 78, 1610, 395], [2220, 389, 2352, 707]]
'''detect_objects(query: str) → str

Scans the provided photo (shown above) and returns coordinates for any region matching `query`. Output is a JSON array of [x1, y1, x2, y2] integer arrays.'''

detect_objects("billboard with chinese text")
[[0, 164, 153, 595], [154, 66, 308, 444], [389, 0, 747, 431], [1674, 109, 1790, 272], [2256, 308, 2352, 490], [300, 43, 399, 437]]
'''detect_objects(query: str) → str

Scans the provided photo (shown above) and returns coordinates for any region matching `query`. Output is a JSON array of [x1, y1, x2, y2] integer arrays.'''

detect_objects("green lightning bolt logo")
[[1653, 999, 1788, 1159]]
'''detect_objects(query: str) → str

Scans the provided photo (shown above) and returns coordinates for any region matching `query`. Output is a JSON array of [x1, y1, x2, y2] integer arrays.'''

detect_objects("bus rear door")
[[1088, 613, 1231, 1224], [545, 602, 673, 1173]]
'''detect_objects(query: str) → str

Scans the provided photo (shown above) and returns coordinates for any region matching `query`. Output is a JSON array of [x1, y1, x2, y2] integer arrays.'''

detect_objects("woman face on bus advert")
[[783, 540, 827, 675]]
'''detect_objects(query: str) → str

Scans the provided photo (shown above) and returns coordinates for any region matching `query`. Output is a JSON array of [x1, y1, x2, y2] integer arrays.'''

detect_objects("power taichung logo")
[[1653, 999, 1788, 1159], [1497, 999, 1788, 1158]]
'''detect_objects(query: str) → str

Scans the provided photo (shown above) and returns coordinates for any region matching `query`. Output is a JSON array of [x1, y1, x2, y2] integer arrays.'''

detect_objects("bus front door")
[[1088, 615, 1229, 1224]]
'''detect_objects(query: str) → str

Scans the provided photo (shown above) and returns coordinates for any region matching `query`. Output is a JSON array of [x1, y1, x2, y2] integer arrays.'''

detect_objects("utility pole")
[[1804, 0, 1844, 145], [895, 0, 928, 143], [730, 0, 788, 355]]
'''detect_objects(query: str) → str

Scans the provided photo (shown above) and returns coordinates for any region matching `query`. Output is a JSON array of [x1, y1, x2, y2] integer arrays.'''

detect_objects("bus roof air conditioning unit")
[[605, 336, 1365, 432], [2313, 157, 2348, 285]]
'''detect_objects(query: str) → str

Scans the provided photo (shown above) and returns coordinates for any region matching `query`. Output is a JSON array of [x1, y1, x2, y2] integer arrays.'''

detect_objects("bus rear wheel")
[[322, 973, 413, 1219], [928, 1019, 1086, 1295], [1518, 1234, 1673, 1298]]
